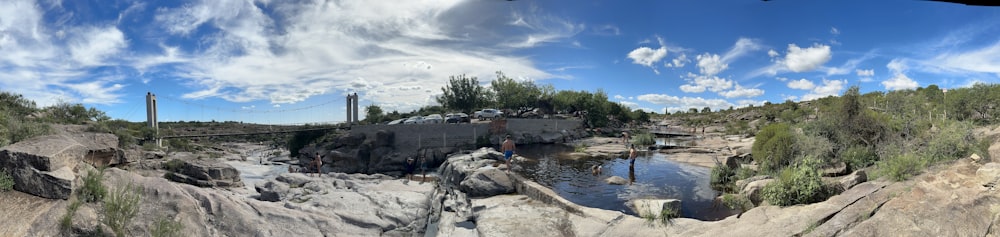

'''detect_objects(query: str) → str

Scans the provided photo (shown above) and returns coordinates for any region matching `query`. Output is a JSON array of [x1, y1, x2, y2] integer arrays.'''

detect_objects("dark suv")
[[445, 113, 470, 123]]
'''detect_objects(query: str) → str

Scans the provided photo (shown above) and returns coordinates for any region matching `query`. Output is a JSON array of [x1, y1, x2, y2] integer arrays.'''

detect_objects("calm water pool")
[[514, 142, 736, 221]]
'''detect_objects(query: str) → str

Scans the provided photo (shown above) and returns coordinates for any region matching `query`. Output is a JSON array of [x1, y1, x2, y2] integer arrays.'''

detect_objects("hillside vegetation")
[[686, 84, 998, 206]]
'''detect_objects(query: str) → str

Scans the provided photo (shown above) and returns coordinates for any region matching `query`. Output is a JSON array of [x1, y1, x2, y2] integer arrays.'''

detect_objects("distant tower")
[[145, 92, 161, 147], [345, 93, 360, 125], [352, 93, 359, 124]]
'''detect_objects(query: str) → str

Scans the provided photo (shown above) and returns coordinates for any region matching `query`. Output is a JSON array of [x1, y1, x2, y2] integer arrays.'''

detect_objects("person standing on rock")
[[404, 157, 416, 183], [502, 135, 516, 174], [629, 144, 637, 168], [312, 152, 323, 177], [621, 131, 630, 146]]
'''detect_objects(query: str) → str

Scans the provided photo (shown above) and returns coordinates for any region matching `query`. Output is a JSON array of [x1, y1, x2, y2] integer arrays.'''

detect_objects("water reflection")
[[515, 144, 737, 221]]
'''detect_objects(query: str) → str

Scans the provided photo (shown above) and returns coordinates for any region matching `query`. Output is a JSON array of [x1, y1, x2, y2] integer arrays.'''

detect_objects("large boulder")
[[977, 162, 1000, 187], [255, 180, 290, 202], [629, 199, 681, 219], [164, 159, 243, 188], [821, 161, 848, 177], [373, 130, 394, 148], [839, 170, 868, 191], [459, 167, 515, 197], [735, 175, 772, 191], [0, 134, 103, 199], [741, 178, 775, 205]]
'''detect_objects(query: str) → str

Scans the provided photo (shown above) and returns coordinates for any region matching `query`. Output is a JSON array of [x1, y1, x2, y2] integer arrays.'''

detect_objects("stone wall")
[[350, 119, 584, 151]]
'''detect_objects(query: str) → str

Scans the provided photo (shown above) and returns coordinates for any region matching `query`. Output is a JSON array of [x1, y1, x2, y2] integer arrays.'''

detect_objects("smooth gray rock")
[[255, 180, 290, 202], [735, 175, 772, 191], [821, 162, 848, 177], [839, 170, 867, 191], [605, 176, 628, 185], [977, 162, 1000, 187], [459, 167, 515, 197], [629, 199, 681, 219], [741, 178, 775, 205], [0, 134, 94, 199], [164, 159, 242, 188]]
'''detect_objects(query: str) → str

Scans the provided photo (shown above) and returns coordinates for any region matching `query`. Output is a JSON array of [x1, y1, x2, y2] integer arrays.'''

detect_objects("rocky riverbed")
[[4, 128, 1000, 236]]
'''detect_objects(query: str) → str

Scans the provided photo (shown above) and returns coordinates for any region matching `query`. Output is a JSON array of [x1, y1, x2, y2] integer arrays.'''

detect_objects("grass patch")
[[631, 132, 656, 146], [721, 193, 753, 213], [876, 153, 925, 182], [163, 159, 185, 173], [710, 164, 736, 192], [151, 215, 184, 237], [761, 157, 834, 206], [60, 199, 82, 235], [0, 168, 13, 192], [103, 181, 143, 237], [574, 143, 588, 153], [79, 168, 107, 203]]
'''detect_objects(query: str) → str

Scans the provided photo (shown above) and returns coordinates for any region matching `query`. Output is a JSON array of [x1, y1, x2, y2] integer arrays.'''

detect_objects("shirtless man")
[[622, 131, 631, 147], [312, 152, 323, 177], [501, 135, 516, 174], [628, 144, 637, 168]]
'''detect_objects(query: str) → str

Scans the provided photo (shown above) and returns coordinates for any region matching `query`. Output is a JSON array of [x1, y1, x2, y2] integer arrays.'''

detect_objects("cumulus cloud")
[[627, 36, 669, 72], [830, 27, 840, 35], [666, 53, 689, 68], [679, 73, 733, 93], [784, 44, 832, 72], [768, 49, 779, 58], [882, 59, 918, 91], [719, 84, 764, 98], [637, 94, 733, 113], [787, 79, 816, 90], [801, 79, 847, 101], [137, 0, 572, 112], [856, 69, 875, 77], [696, 53, 727, 76], [0, 0, 129, 105]]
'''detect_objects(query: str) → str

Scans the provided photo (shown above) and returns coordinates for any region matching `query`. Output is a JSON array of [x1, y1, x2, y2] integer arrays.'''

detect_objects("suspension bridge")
[[143, 92, 362, 144]]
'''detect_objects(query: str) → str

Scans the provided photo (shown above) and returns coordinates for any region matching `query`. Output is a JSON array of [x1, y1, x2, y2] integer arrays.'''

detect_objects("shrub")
[[877, 153, 925, 181], [721, 193, 753, 213], [151, 216, 184, 237], [796, 132, 834, 161], [0, 168, 13, 192], [79, 168, 107, 203], [710, 164, 736, 192], [752, 123, 796, 172], [761, 157, 832, 206], [841, 145, 877, 171], [734, 167, 757, 181], [103, 181, 143, 237], [60, 200, 82, 235], [631, 132, 656, 146], [923, 121, 974, 163], [163, 159, 185, 173]]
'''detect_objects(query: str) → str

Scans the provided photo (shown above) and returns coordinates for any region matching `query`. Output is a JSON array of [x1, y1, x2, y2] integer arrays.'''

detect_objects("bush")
[[103, 181, 143, 237], [151, 215, 184, 237], [0, 168, 13, 192], [631, 132, 655, 146], [710, 164, 736, 192], [796, 133, 834, 161], [877, 153, 925, 181], [721, 193, 753, 213], [761, 157, 832, 206], [79, 168, 107, 203], [60, 200, 82, 235], [752, 123, 796, 172], [923, 121, 974, 163], [163, 159, 185, 173], [841, 146, 877, 171]]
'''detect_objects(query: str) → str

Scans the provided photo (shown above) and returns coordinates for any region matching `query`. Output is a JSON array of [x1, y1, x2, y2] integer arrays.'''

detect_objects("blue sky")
[[2, 0, 999, 124]]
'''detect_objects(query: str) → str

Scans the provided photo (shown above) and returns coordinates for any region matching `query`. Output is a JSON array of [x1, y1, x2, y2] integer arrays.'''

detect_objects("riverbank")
[[570, 130, 754, 169]]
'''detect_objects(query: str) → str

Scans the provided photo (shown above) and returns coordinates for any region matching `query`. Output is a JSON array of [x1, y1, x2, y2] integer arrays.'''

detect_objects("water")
[[514, 144, 737, 221]]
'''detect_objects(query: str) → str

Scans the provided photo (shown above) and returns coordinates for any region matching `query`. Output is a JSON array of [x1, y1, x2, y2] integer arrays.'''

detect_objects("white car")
[[387, 118, 405, 125], [403, 116, 424, 124], [475, 109, 503, 120], [424, 114, 444, 124]]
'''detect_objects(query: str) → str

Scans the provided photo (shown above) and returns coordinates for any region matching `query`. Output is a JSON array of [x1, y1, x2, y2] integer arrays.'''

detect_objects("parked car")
[[475, 109, 503, 120], [424, 114, 444, 124], [445, 113, 470, 123], [403, 116, 424, 124], [387, 118, 405, 125]]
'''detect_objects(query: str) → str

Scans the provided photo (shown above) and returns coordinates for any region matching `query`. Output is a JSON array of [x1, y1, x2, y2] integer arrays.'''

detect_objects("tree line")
[[365, 71, 652, 127]]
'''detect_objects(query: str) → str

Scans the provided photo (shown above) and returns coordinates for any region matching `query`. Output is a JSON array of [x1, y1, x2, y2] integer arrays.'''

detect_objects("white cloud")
[[933, 41, 1000, 76], [882, 73, 918, 91], [768, 49, 779, 58], [722, 38, 764, 62], [787, 79, 816, 90], [0, 0, 128, 106], [784, 44, 832, 72], [856, 69, 875, 77], [719, 84, 764, 98], [882, 59, 918, 91], [134, 0, 570, 113], [802, 79, 847, 101], [614, 95, 626, 100], [776, 77, 789, 82], [628, 46, 668, 68], [696, 53, 727, 76], [679, 73, 733, 93], [618, 101, 639, 109], [830, 27, 840, 35], [736, 99, 768, 107], [593, 24, 620, 36], [637, 94, 733, 112], [666, 53, 689, 68]]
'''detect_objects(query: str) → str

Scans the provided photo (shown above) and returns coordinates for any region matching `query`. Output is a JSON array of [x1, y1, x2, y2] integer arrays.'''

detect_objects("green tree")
[[752, 123, 796, 172], [436, 74, 491, 113], [491, 71, 542, 112], [364, 105, 384, 124]]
